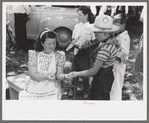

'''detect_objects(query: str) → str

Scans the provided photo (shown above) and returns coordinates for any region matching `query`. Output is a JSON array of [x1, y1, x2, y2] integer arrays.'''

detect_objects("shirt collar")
[[80, 21, 89, 25], [116, 30, 128, 37], [84, 22, 90, 25]]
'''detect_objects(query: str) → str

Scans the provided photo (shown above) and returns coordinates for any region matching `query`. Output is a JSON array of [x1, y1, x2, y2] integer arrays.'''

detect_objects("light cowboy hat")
[[89, 14, 120, 32]]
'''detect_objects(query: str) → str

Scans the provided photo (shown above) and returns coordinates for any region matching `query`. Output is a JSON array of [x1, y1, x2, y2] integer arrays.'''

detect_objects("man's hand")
[[121, 57, 128, 64], [27, 14, 31, 21], [80, 45, 90, 50], [67, 71, 79, 78], [80, 40, 91, 50]]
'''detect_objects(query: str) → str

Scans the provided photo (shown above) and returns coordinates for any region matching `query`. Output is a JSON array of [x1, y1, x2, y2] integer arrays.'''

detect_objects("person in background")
[[110, 13, 130, 100], [68, 6, 96, 99], [95, 6, 101, 17], [13, 5, 31, 52], [115, 6, 126, 15], [90, 5, 97, 16], [99, 5, 107, 15], [134, 6, 144, 77], [134, 34, 143, 73], [68, 15, 120, 100], [111, 5, 118, 17], [19, 28, 69, 100]]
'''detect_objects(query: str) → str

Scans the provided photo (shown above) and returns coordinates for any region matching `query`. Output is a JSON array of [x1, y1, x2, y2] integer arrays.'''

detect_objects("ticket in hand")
[[66, 43, 74, 51], [66, 36, 81, 51]]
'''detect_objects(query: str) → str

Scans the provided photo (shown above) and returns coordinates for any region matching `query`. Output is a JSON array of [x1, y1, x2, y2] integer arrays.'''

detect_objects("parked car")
[[6, 5, 79, 48]]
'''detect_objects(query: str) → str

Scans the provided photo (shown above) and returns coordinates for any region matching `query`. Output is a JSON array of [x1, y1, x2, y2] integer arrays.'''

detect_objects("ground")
[[5, 17, 143, 100]]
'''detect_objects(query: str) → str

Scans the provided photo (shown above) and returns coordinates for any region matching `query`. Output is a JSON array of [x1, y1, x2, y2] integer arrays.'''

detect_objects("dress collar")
[[42, 51, 55, 55]]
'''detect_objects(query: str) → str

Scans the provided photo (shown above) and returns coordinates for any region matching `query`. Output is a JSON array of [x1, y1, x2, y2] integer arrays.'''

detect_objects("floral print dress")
[[19, 50, 66, 100]]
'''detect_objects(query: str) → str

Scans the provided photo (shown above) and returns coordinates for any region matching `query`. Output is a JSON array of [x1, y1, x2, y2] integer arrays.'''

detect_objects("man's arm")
[[80, 39, 100, 50]]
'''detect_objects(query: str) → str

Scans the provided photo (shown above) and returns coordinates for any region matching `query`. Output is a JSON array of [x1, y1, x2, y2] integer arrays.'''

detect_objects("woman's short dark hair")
[[77, 6, 95, 24], [34, 29, 59, 51]]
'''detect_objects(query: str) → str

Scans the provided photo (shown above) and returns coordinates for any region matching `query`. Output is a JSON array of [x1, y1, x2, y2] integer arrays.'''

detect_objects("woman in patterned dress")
[[19, 28, 68, 100]]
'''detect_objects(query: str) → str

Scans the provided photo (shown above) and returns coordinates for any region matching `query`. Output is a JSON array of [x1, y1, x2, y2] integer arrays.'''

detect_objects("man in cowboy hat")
[[68, 14, 120, 100]]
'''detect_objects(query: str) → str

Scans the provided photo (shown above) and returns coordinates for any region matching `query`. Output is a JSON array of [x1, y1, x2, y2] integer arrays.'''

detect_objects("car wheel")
[[55, 28, 72, 48]]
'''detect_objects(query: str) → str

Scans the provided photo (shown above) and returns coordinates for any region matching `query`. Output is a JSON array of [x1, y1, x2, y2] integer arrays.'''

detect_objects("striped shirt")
[[96, 43, 118, 68]]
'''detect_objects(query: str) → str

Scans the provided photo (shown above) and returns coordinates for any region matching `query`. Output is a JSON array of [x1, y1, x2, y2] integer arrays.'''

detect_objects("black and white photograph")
[[2, 2, 147, 120]]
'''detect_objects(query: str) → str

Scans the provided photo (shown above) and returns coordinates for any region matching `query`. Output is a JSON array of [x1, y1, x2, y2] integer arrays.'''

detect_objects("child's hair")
[[34, 28, 59, 51], [77, 6, 95, 24]]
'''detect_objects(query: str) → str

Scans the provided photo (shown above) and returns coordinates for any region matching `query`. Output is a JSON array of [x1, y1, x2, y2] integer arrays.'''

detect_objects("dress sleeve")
[[28, 50, 37, 67], [56, 51, 66, 67]]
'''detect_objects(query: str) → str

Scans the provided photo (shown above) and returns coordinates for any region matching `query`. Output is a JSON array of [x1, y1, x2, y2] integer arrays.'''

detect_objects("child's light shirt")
[[72, 22, 89, 40], [116, 30, 130, 60], [75, 31, 95, 48], [72, 22, 95, 55]]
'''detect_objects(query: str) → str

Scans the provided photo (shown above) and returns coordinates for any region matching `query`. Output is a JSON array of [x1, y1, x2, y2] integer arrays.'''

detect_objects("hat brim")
[[89, 24, 120, 32]]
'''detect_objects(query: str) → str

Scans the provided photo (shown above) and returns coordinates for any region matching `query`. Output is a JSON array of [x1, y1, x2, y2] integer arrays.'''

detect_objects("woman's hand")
[[47, 75, 56, 82]]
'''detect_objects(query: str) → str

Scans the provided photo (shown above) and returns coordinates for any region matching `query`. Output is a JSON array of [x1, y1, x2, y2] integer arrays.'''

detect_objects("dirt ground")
[[5, 17, 143, 100]]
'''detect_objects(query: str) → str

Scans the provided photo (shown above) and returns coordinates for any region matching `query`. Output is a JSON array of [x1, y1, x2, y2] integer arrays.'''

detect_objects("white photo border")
[[2, 2, 147, 121]]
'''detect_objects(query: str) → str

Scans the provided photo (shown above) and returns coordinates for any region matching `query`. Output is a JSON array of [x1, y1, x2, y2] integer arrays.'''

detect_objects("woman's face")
[[42, 38, 56, 54], [77, 10, 88, 23]]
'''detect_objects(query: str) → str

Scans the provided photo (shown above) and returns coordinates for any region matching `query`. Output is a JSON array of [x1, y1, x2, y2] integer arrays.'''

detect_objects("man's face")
[[94, 32, 111, 42], [113, 19, 125, 33]]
